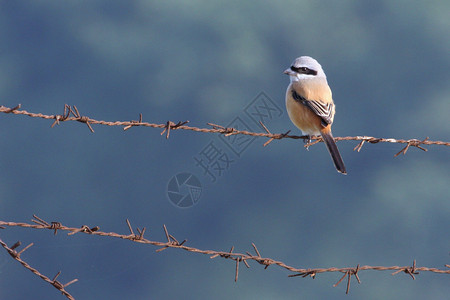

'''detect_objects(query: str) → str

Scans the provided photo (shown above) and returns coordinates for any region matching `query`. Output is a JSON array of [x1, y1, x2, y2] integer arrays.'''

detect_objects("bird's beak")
[[283, 68, 295, 76]]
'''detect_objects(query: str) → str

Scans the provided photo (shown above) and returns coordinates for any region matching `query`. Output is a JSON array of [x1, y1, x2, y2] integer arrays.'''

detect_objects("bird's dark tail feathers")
[[321, 131, 347, 175]]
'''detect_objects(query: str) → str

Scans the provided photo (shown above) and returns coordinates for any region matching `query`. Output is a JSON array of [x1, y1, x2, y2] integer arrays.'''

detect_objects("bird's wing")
[[292, 90, 334, 127]]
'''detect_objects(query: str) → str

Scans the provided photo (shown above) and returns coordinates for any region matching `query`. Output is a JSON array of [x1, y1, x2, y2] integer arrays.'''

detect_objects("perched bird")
[[284, 56, 347, 174]]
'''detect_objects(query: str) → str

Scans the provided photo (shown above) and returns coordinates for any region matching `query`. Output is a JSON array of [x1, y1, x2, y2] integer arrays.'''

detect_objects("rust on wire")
[[125, 219, 146, 241], [123, 113, 143, 131], [332, 264, 361, 294], [353, 140, 365, 152], [259, 121, 292, 147], [3, 104, 22, 113], [1, 216, 449, 295], [51, 104, 71, 128], [0, 105, 447, 156], [235, 258, 240, 282], [71, 105, 94, 133], [160, 120, 190, 139], [394, 138, 429, 157], [32, 214, 50, 227], [207, 123, 236, 136], [391, 260, 419, 280]]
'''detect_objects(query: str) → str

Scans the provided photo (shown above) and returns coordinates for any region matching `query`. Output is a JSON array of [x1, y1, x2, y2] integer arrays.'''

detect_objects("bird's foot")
[[303, 135, 312, 151]]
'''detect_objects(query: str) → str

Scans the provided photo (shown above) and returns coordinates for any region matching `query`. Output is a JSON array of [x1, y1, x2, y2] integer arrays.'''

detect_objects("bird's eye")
[[301, 67, 308, 72]]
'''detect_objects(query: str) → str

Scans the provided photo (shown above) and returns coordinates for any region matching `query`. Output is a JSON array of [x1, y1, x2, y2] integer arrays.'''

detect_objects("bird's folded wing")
[[292, 90, 334, 127], [302, 100, 334, 126]]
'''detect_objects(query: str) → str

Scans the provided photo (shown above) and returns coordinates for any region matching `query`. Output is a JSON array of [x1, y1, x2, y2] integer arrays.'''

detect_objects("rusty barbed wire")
[[1, 215, 449, 295], [0, 237, 77, 300], [1, 104, 448, 156]]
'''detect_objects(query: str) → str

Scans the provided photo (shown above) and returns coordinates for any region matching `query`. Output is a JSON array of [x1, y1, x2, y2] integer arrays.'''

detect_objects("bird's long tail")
[[320, 129, 347, 175]]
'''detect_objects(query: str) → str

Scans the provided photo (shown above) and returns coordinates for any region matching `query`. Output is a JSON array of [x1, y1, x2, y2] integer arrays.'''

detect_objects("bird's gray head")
[[284, 56, 326, 82]]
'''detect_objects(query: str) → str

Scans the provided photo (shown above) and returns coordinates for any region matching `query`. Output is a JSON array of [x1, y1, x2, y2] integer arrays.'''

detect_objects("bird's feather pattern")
[[291, 90, 334, 127]]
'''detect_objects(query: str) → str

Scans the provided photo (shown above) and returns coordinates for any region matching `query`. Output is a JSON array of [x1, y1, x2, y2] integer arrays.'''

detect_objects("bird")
[[284, 56, 347, 174]]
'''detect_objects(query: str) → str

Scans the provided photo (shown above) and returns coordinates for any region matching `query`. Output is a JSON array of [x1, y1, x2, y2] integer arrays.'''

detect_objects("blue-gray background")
[[1, 1, 449, 299]]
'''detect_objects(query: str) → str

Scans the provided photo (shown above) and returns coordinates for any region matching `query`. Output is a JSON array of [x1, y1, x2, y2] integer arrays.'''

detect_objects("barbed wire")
[[1, 104, 449, 297], [0, 236, 77, 300], [1, 215, 449, 296], [1, 104, 448, 156]]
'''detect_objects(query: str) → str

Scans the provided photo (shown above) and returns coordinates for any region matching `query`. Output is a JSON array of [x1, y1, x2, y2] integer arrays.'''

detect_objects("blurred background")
[[0, 1, 449, 299]]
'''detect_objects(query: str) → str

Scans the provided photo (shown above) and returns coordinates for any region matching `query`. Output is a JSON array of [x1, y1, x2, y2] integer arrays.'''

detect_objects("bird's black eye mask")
[[290, 66, 317, 76]]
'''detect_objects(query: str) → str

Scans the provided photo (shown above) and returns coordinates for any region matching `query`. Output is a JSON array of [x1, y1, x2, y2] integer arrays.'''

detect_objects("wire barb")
[[394, 138, 429, 157], [353, 140, 365, 152], [332, 264, 361, 294], [391, 260, 419, 280], [235, 258, 240, 282], [160, 120, 189, 139], [70, 105, 94, 133], [3, 104, 22, 113], [123, 113, 143, 131], [51, 104, 71, 128]]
